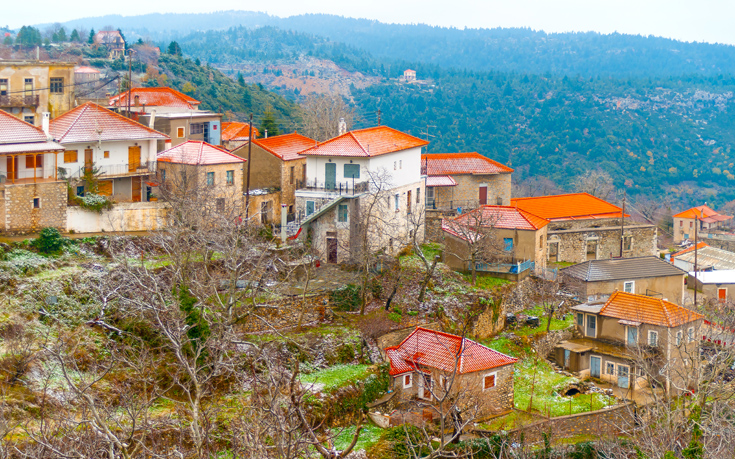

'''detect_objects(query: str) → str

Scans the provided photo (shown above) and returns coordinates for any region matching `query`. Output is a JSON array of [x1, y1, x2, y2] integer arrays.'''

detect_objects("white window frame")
[[418, 373, 433, 400], [688, 327, 694, 343], [402, 373, 413, 389], [586, 314, 597, 338], [482, 371, 497, 391], [649, 330, 658, 347], [623, 281, 635, 294], [576, 313, 584, 327], [605, 361, 615, 376]]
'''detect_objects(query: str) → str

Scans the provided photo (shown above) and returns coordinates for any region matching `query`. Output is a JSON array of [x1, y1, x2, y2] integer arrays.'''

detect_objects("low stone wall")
[[66, 201, 169, 233], [426, 209, 456, 242], [237, 293, 331, 334]]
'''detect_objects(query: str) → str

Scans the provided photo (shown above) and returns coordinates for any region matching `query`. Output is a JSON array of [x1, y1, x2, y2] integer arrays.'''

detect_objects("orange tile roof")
[[0, 109, 49, 144], [511, 193, 626, 221], [221, 122, 260, 141], [442, 205, 548, 241], [49, 102, 169, 144], [157, 141, 245, 166], [422, 152, 513, 175], [599, 291, 703, 328], [671, 242, 709, 259], [109, 87, 201, 110], [299, 126, 428, 158], [385, 327, 517, 376], [251, 132, 315, 161], [673, 205, 732, 222]]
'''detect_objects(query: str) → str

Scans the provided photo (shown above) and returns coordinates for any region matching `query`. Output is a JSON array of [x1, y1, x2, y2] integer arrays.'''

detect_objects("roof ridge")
[[54, 102, 91, 142], [348, 131, 369, 155]]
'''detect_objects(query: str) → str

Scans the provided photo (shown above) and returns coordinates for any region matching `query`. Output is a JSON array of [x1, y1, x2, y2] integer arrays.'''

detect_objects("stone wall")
[[2, 181, 67, 234], [550, 224, 657, 264], [431, 173, 511, 209], [245, 191, 281, 225], [426, 209, 456, 242], [237, 293, 330, 334]]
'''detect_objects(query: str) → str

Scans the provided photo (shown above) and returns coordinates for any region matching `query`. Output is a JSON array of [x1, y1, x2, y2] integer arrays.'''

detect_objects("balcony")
[[297, 178, 369, 198], [60, 161, 156, 180], [0, 95, 39, 108]]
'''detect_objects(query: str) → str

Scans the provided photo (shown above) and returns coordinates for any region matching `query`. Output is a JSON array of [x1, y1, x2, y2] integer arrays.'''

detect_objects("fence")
[[301, 178, 369, 195], [473, 260, 535, 274], [60, 161, 156, 180]]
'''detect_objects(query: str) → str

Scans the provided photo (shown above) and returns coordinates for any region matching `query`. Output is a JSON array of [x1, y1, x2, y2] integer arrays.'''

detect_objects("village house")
[[441, 205, 548, 279], [0, 109, 66, 233], [421, 152, 513, 210], [109, 87, 201, 114], [561, 256, 687, 304], [688, 270, 735, 302], [385, 327, 518, 420], [220, 122, 260, 151], [672, 205, 732, 243], [511, 193, 658, 264], [49, 102, 170, 203], [294, 125, 427, 263], [672, 243, 735, 272], [555, 291, 703, 396], [93, 30, 126, 59], [156, 141, 245, 215], [231, 132, 314, 224], [0, 61, 76, 124]]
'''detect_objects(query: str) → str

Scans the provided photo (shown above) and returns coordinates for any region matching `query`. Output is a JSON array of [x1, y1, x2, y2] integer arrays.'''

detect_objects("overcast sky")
[[7, 0, 735, 46]]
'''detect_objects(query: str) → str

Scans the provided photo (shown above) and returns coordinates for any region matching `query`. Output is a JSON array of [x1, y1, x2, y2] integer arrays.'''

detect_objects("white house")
[[49, 102, 170, 202]]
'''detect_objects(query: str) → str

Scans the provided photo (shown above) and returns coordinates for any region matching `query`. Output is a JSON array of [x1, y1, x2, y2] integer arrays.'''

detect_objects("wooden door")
[[324, 163, 336, 190], [128, 146, 141, 172], [132, 176, 142, 202], [719, 288, 727, 302], [98, 180, 113, 196], [327, 238, 338, 263], [84, 149, 93, 172], [479, 186, 488, 205], [6, 156, 16, 181]]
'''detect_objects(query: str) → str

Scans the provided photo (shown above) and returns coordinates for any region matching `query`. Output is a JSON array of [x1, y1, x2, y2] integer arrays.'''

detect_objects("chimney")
[[148, 109, 156, 129], [41, 112, 51, 139], [338, 117, 347, 136], [36, 46, 40, 61], [265, 129, 268, 138]]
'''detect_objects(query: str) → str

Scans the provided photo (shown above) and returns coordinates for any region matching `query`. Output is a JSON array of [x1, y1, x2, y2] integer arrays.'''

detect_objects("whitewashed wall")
[[59, 139, 158, 178], [66, 201, 168, 233]]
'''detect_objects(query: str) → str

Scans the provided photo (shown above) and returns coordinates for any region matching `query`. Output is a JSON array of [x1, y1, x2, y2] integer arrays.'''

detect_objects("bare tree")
[[442, 207, 504, 285], [298, 94, 356, 141], [572, 169, 616, 200]]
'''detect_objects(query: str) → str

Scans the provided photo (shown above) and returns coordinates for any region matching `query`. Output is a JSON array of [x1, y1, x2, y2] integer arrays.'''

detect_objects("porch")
[[0, 151, 62, 185]]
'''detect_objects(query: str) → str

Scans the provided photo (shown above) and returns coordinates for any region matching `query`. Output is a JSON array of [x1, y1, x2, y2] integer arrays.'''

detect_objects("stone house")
[[156, 141, 245, 216], [441, 205, 548, 278], [555, 291, 703, 396], [0, 61, 76, 124], [421, 152, 513, 210], [0, 109, 66, 233], [93, 30, 126, 59], [231, 132, 315, 224], [294, 126, 427, 263], [672, 205, 732, 243], [688, 270, 735, 302], [561, 256, 687, 304], [672, 244, 735, 272], [220, 122, 260, 151], [49, 102, 170, 203], [511, 193, 657, 264], [109, 87, 201, 115], [385, 327, 518, 419]]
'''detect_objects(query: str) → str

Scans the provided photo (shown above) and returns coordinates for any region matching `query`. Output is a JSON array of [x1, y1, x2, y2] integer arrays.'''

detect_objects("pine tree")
[[167, 41, 182, 56], [259, 108, 280, 137], [88, 29, 95, 44], [56, 27, 67, 42], [70, 29, 80, 42], [237, 72, 245, 86]]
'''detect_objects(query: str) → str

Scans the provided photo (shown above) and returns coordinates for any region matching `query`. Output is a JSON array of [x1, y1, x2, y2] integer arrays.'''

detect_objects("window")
[[104, 151, 110, 159], [290, 166, 294, 184], [24, 78, 33, 93], [688, 327, 694, 342], [24, 115, 34, 125], [577, 313, 584, 327], [64, 150, 78, 163], [483, 372, 496, 390], [606, 362, 615, 375], [416, 187, 420, 204], [224, 170, 234, 185], [190, 123, 204, 135], [25, 155, 42, 168], [403, 373, 412, 389], [623, 281, 635, 294], [649, 330, 658, 347], [344, 164, 360, 179], [206, 171, 214, 186], [50, 77, 64, 94], [676, 331, 682, 347], [399, 160, 402, 169], [627, 326, 638, 346], [679, 221, 683, 227], [504, 238, 514, 251], [0, 79, 7, 96], [306, 201, 315, 216], [539, 234, 544, 249], [302, 164, 307, 182], [216, 198, 225, 212], [338, 204, 348, 222], [76, 186, 85, 197], [587, 315, 596, 337], [394, 194, 399, 211], [32, 198, 40, 208], [177, 127, 185, 138], [623, 235, 633, 251], [690, 222, 693, 228]]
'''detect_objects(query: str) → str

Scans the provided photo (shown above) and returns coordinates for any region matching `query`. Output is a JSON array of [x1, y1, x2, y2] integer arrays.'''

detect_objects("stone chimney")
[[338, 117, 347, 136], [41, 112, 51, 139]]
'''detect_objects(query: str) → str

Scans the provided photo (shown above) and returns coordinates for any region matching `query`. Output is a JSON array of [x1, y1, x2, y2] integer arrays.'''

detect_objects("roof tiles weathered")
[[157, 140, 245, 166], [251, 132, 316, 161], [599, 291, 703, 328], [422, 152, 513, 175], [109, 87, 201, 110], [299, 126, 428, 158], [561, 256, 686, 282], [221, 122, 260, 142]]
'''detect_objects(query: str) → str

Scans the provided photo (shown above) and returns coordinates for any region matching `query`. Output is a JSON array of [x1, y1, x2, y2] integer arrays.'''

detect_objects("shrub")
[[0, 249, 51, 274], [31, 227, 67, 254], [76, 193, 113, 213], [330, 284, 362, 311], [388, 312, 402, 323]]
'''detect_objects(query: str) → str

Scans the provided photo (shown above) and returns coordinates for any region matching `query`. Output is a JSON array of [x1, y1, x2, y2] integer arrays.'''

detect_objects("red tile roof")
[[672, 242, 709, 259], [157, 140, 245, 166], [50, 102, 169, 144], [425, 175, 458, 187], [109, 87, 201, 110], [422, 152, 513, 175], [221, 122, 260, 142], [600, 291, 703, 328], [442, 205, 548, 242], [511, 193, 626, 221], [299, 126, 428, 158], [251, 132, 316, 161], [673, 205, 732, 223], [0, 109, 49, 144], [385, 327, 517, 376]]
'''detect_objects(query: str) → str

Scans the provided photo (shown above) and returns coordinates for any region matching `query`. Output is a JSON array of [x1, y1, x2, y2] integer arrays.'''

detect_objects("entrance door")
[[548, 242, 559, 262], [327, 238, 338, 263], [132, 176, 142, 202], [418, 374, 432, 400], [586, 315, 596, 337], [479, 186, 488, 205], [627, 327, 638, 346], [324, 162, 336, 190], [617, 365, 630, 389], [84, 149, 93, 172], [719, 288, 727, 302], [590, 356, 601, 378], [128, 146, 141, 172], [6, 156, 17, 181]]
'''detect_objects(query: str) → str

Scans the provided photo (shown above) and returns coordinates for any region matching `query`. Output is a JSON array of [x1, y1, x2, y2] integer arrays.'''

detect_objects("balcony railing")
[[299, 179, 369, 196], [473, 260, 535, 274], [60, 161, 156, 180], [0, 95, 39, 108]]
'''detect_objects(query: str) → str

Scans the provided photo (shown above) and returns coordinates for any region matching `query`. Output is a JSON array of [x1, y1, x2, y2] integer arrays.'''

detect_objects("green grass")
[[479, 410, 539, 431], [463, 274, 512, 290], [331, 423, 383, 452], [300, 364, 372, 390], [421, 243, 443, 261], [514, 305, 574, 336]]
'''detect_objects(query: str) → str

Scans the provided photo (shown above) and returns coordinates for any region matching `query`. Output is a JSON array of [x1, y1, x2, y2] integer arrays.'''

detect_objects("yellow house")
[[0, 61, 76, 124]]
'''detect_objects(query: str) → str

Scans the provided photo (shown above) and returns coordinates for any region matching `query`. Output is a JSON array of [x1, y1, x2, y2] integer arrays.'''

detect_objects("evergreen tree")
[[259, 108, 280, 137], [237, 72, 245, 86], [88, 29, 95, 44], [167, 41, 182, 56], [15, 26, 42, 47], [56, 27, 67, 42], [70, 29, 80, 42], [2, 35, 11, 46]]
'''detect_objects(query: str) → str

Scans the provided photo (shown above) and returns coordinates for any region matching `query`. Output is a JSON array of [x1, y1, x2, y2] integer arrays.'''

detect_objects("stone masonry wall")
[[2, 181, 67, 234], [432, 173, 511, 209], [551, 224, 657, 264]]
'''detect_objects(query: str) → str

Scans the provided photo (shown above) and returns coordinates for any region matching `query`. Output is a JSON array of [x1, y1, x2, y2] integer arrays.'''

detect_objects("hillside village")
[[2, 26, 735, 459]]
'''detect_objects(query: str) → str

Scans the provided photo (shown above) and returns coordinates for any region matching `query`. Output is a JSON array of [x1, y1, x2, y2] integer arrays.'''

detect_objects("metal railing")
[[299, 179, 369, 195], [0, 95, 39, 107], [426, 198, 490, 212], [473, 260, 535, 274], [61, 161, 156, 179]]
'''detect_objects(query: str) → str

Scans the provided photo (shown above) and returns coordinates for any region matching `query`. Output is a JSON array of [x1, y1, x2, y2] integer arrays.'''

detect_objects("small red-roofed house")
[[220, 122, 260, 151], [109, 87, 202, 114], [157, 141, 245, 216], [557, 291, 703, 396], [385, 327, 517, 418], [672, 205, 733, 243], [441, 205, 548, 278], [421, 152, 513, 210]]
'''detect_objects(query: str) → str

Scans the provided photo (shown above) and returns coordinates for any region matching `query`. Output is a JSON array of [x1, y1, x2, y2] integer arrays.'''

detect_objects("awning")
[[426, 175, 457, 187], [618, 319, 642, 327], [0, 141, 64, 155]]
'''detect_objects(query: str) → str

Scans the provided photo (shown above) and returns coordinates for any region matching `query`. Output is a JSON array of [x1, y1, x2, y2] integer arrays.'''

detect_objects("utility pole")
[[619, 190, 626, 258], [126, 49, 133, 119], [244, 113, 253, 223], [694, 209, 700, 306], [377, 109, 382, 126]]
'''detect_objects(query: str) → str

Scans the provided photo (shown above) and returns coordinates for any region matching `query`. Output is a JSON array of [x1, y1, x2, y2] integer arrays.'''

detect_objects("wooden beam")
[[54, 152, 58, 181], [33, 154, 37, 182]]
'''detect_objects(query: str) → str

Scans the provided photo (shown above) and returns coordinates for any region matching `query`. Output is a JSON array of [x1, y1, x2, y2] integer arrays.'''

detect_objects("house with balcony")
[[294, 126, 428, 263], [0, 61, 76, 124], [421, 152, 513, 210], [555, 291, 703, 397], [672, 205, 733, 243], [0, 109, 66, 233], [49, 102, 170, 203]]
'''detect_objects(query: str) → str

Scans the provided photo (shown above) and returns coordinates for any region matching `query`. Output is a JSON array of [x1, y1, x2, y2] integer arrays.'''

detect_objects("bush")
[[76, 193, 113, 213], [330, 284, 362, 311], [31, 227, 67, 254], [388, 312, 402, 323], [0, 249, 52, 274]]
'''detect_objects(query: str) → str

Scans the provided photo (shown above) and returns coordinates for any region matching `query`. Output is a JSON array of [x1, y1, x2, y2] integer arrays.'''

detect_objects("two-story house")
[[0, 61, 76, 124], [561, 256, 687, 304], [672, 205, 732, 243], [293, 126, 428, 263], [422, 152, 513, 210], [386, 327, 518, 419], [511, 193, 658, 263], [109, 87, 202, 115], [0, 109, 66, 233], [93, 30, 126, 59], [49, 102, 170, 203], [555, 291, 703, 396]]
